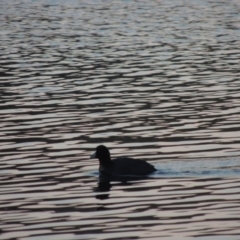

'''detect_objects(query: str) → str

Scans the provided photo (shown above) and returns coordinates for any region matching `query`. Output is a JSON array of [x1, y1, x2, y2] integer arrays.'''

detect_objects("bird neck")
[[99, 156, 112, 167]]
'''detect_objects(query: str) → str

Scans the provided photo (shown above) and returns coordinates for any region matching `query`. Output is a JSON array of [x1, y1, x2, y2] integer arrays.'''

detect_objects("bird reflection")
[[94, 173, 112, 200], [93, 173, 153, 200]]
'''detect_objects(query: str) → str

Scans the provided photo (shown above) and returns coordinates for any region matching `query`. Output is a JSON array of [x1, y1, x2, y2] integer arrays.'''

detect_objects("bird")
[[90, 145, 156, 176]]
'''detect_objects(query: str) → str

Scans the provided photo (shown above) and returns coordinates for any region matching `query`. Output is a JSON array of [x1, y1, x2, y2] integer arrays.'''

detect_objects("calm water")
[[1, 0, 240, 239]]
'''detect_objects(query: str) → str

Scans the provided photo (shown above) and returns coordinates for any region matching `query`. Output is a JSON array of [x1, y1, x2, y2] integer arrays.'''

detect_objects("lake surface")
[[1, 0, 240, 239]]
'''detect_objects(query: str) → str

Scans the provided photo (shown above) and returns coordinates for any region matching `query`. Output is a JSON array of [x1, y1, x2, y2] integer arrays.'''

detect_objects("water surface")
[[1, 0, 240, 239]]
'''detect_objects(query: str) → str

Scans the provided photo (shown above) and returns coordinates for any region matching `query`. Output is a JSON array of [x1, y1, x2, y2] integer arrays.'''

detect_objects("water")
[[1, 0, 240, 239]]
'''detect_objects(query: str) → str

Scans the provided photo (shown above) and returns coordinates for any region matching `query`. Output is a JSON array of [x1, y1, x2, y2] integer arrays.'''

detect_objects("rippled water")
[[1, 0, 240, 239]]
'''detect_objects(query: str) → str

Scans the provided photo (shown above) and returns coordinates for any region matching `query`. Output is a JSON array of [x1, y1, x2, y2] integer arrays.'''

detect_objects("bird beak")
[[90, 151, 96, 159]]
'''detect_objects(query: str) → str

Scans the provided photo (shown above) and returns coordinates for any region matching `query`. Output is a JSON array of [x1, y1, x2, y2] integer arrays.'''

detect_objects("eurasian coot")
[[90, 145, 156, 176]]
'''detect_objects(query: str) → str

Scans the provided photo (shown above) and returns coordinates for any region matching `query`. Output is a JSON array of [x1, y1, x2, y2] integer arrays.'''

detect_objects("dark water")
[[1, 0, 240, 239]]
